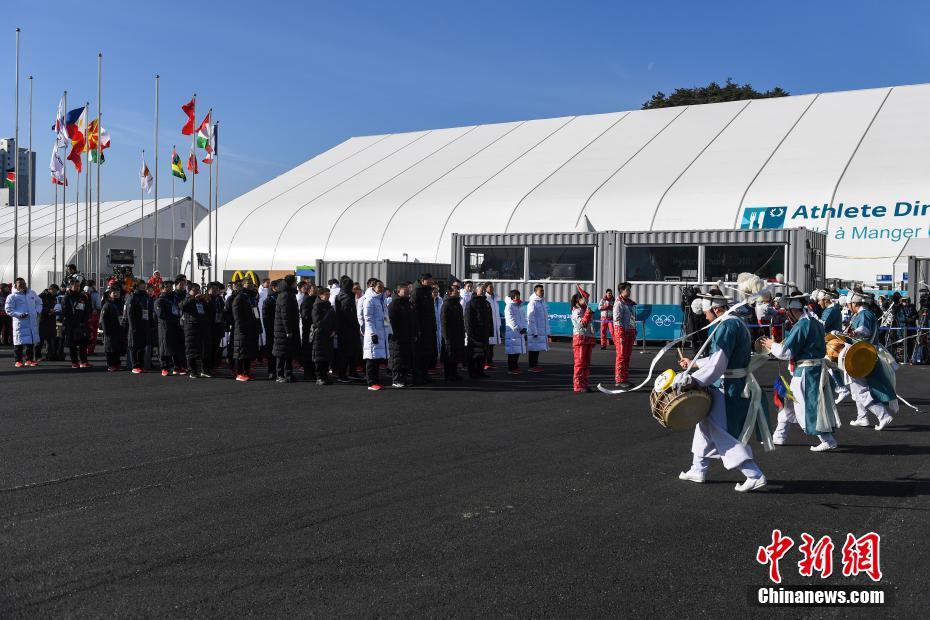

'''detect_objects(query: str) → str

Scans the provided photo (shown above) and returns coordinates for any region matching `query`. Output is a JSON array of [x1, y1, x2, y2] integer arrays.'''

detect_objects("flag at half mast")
[[140, 153, 154, 194]]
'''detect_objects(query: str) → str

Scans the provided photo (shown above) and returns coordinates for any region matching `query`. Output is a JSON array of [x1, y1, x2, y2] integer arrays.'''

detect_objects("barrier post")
[[640, 320, 647, 354]]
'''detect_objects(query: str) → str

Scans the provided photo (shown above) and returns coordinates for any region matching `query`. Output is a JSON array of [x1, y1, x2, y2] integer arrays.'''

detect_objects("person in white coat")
[[485, 282, 502, 369], [461, 281, 474, 311], [5, 278, 43, 367], [504, 289, 528, 375], [526, 284, 550, 372], [362, 280, 390, 390]]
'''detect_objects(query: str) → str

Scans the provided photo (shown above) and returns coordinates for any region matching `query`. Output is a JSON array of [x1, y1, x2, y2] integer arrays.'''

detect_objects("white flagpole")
[[27, 74, 32, 283], [171, 145, 176, 276], [214, 120, 219, 282], [96, 53, 102, 283], [53, 182, 58, 285], [61, 90, 67, 281], [84, 101, 89, 272], [13, 27, 20, 280], [189, 93, 196, 282], [141, 149, 145, 275], [153, 74, 159, 274], [206, 109, 213, 283]]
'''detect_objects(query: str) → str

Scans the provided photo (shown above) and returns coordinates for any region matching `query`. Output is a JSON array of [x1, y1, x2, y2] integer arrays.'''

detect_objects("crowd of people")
[[1, 269, 572, 392]]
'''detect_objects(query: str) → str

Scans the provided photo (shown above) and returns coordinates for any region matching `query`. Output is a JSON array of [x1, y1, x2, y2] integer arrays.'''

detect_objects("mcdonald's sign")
[[224, 270, 265, 286]]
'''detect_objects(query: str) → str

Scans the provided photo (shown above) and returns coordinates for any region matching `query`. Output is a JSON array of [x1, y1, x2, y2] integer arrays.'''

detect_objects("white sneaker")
[[810, 441, 837, 452], [391, 382, 406, 388], [849, 419, 871, 427], [678, 470, 705, 483], [835, 392, 849, 405], [875, 416, 893, 431], [734, 476, 767, 493]]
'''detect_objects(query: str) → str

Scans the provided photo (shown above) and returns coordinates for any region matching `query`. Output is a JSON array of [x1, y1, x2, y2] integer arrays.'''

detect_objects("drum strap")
[[737, 354, 774, 452]]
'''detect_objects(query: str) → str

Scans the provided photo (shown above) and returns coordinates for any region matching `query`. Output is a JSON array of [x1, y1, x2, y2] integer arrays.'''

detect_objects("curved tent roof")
[[197, 83, 930, 282]]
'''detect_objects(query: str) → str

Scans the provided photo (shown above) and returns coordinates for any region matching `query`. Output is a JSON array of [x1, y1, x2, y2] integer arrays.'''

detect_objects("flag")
[[86, 119, 111, 153], [4, 170, 14, 189], [53, 95, 69, 148], [187, 147, 199, 175], [197, 111, 214, 163], [90, 150, 106, 164], [181, 97, 196, 135], [171, 148, 187, 181], [50, 144, 67, 185], [65, 106, 87, 172], [140, 154, 154, 194]]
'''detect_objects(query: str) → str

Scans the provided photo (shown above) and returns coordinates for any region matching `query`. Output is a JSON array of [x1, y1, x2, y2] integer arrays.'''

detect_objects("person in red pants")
[[613, 282, 636, 389], [598, 289, 614, 350], [570, 288, 596, 392]]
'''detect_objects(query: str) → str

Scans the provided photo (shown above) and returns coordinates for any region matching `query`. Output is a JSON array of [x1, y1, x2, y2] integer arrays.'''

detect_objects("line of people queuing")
[[4, 271, 563, 392]]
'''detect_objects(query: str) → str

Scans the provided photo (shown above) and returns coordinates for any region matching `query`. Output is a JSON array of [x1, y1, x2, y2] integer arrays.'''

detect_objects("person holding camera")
[[62, 280, 93, 368]]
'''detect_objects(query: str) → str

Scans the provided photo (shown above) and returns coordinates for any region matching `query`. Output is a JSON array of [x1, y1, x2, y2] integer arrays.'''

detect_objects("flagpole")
[[189, 93, 196, 282], [61, 90, 67, 282], [84, 101, 89, 273], [153, 74, 159, 274], [206, 109, 213, 283], [214, 120, 220, 282], [53, 182, 58, 285], [171, 144, 176, 276], [27, 74, 32, 283], [13, 27, 20, 281], [95, 53, 102, 284], [141, 149, 145, 275]]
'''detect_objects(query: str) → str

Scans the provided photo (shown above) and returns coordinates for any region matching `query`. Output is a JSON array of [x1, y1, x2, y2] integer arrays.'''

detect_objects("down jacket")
[[504, 296, 528, 355], [4, 288, 42, 345], [362, 290, 389, 360], [232, 289, 261, 360], [440, 295, 465, 363], [310, 298, 337, 362], [155, 291, 184, 357], [526, 292, 550, 352], [388, 296, 416, 369], [273, 286, 300, 358]]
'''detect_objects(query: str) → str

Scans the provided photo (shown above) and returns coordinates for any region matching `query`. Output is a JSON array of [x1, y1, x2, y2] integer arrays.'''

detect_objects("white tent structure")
[[1, 198, 206, 287], [198, 83, 930, 282]]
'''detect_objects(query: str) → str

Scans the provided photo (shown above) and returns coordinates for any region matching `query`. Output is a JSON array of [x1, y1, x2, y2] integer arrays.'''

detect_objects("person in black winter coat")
[[440, 286, 465, 380], [465, 285, 494, 377], [209, 283, 227, 372], [155, 281, 185, 375], [100, 289, 126, 370], [310, 288, 337, 384], [37, 285, 59, 360], [180, 284, 212, 378], [299, 285, 318, 381], [333, 276, 362, 381], [124, 281, 150, 373], [62, 280, 92, 367], [272, 274, 300, 382], [224, 281, 240, 369], [411, 274, 437, 384], [232, 282, 261, 380], [262, 281, 279, 380], [388, 283, 416, 387]]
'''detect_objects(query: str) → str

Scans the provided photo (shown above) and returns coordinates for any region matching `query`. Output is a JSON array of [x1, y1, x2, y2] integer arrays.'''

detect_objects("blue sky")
[[4, 0, 930, 207]]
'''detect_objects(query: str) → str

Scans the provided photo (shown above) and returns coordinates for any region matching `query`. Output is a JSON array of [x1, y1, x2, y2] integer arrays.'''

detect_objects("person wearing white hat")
[[846, 291, 897, 430], [676, 291, 770, 493], [762, 294, 841, 451]]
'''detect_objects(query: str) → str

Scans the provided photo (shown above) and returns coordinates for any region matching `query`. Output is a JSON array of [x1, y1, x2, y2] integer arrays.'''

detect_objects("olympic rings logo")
[[651, 314, 676, 327]]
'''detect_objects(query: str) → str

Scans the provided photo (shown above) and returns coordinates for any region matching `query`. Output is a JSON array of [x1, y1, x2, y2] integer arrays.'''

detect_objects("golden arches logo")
[[231, 270, 259, 286]]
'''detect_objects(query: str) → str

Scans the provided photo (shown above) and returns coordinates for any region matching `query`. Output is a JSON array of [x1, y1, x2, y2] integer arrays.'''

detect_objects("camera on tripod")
[[108, 249, 135, 284]]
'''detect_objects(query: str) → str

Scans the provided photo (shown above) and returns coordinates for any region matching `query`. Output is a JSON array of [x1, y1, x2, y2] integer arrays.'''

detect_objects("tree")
[[642, 78, 789, 110]]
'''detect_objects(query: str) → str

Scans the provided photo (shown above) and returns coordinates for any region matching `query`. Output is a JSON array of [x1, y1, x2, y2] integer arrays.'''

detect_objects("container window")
[[528, 246, 594, 281], [704, 245, 784, 281], [465, 247, 525, 280], [625, 246, 698, 281]]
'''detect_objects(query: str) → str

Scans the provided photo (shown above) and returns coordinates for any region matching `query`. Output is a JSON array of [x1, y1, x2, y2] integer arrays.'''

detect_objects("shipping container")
[[451, 228, 826, 340], [314, 259, 452, 290]]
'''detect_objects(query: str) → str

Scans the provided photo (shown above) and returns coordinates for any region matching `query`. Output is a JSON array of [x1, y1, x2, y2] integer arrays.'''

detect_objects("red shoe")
[[177, 368, 188, 376], [14, 361, 24, 368], [529, 366, 544, 373], [367, 384, 383, 391], [80, 362, 92, 368], [26, 360, 38, 367], [161, 369, 170, 377], [71, 363, 80, 369], [483, 364, 493, 370], [131, 367, 144, 374], [236, 374, 251, 382]]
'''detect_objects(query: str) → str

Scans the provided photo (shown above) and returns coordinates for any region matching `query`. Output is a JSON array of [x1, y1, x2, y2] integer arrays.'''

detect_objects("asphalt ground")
[[1, 342, 928, 617]]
